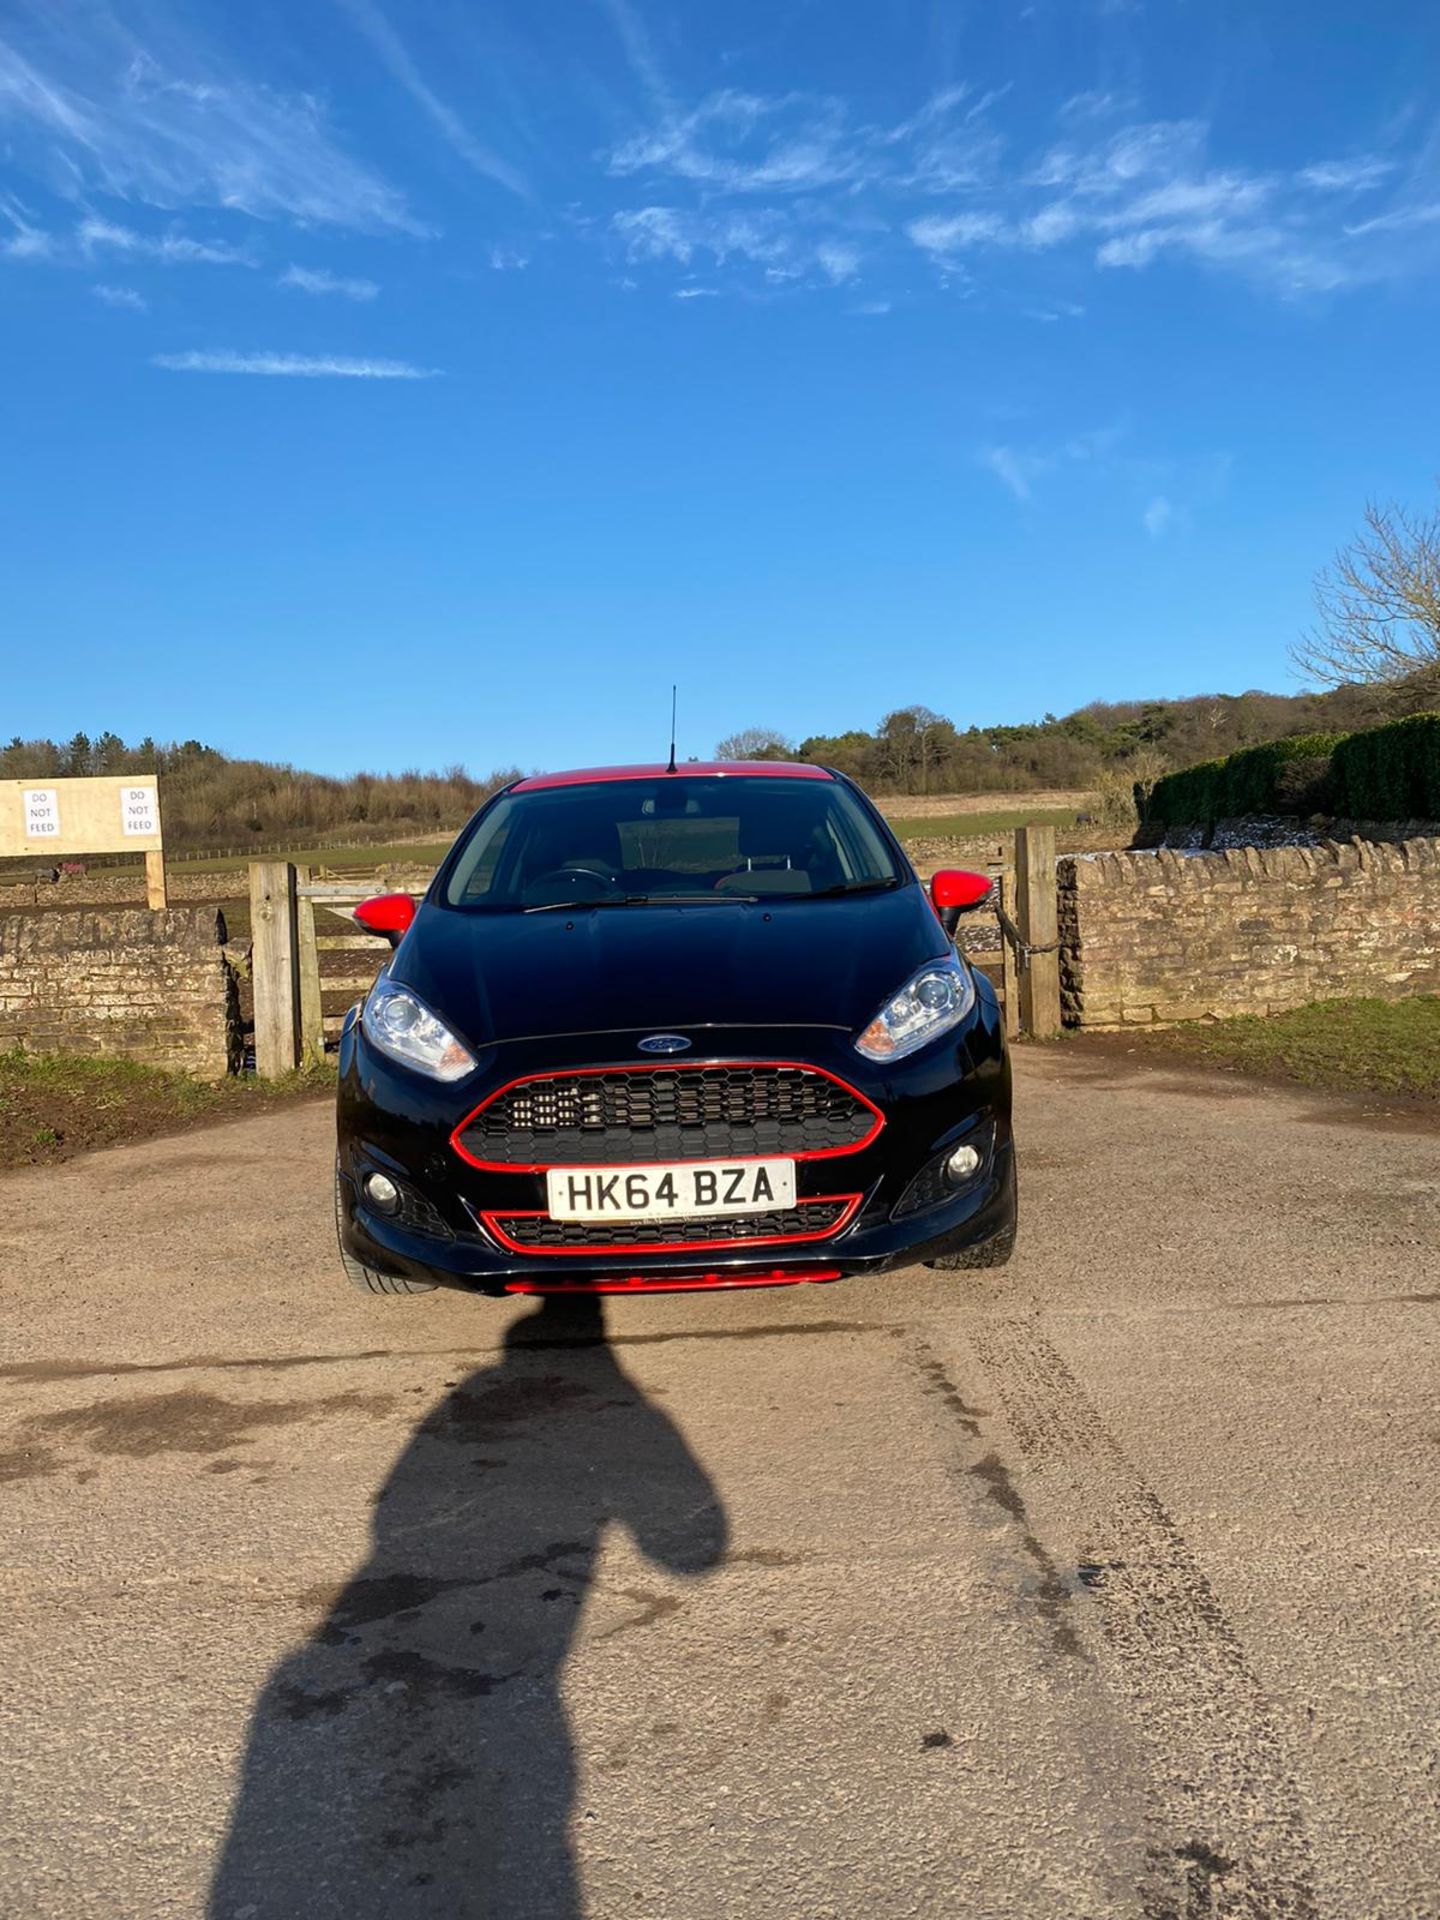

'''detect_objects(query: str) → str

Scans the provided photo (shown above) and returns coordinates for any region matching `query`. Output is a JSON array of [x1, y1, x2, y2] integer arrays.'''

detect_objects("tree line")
[[0, 733, 521, 852], [716, 681, 1390, 798]]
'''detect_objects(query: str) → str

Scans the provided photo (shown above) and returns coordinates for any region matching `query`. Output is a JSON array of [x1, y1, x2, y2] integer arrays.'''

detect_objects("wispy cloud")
[[1344, 201, 1440, 237], [599, 0, 677, 120], [611, 89, 870, 196], [979, 424, 1125, 502], [606, 80, 1440, 303], [279, 264, 379, 300], [907, 212, 1006, 259], [1143, 495, 1173, 538], [488, 245, 531, 270], [0, 192, 54, 260], [333, 0, 528, 198], [0, 17, 421, 233], [1298, 156, 1394, 192], [612, 201, 863, 289], [152, 351, 440, 378], [980, 446, 1043, 502], [78, 215, 250, 266], [92, 282, 146, 311]]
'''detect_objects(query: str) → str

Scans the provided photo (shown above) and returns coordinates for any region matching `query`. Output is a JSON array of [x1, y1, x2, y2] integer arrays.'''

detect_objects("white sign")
[[120, 785, 160, 837], [23, 788, 61, 839]]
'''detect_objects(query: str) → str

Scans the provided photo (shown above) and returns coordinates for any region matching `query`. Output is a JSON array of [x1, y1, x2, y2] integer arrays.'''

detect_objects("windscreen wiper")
[[810, 878, 902, 898], [523, 891, 760, 914]]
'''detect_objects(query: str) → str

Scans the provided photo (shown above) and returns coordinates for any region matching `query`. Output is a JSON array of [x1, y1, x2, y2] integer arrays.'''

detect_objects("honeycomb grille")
[[487, 1197, 854, 1252], [458, 1065, 877, 1166]]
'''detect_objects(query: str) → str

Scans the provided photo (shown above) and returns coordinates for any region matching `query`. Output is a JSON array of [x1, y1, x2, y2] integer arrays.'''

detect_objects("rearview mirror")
[[354, 892, 416, 948], [930, 869, 993, 936]]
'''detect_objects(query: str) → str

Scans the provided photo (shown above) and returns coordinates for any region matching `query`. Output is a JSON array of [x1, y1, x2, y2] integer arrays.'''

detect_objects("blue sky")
[[3, 0, 1440, 776]]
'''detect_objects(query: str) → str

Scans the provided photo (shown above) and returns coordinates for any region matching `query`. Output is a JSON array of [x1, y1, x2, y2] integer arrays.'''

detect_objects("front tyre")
[[335, 1168, 437, 1296], [925, 1222, 1016, 1271]]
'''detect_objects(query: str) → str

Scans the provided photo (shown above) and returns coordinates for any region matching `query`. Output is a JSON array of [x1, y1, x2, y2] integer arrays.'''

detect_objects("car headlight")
[[362, 974, 477, 1082], [855, 954, 976, 1062]]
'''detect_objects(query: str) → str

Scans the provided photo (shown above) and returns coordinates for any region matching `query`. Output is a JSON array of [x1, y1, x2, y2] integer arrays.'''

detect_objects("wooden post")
[[249, 861, 300, 1077], [144, 849, 168, 909], [1015, 825, 1061, 1038], [998, 870, 1021, 1041], [296, 867, 325, 1066]]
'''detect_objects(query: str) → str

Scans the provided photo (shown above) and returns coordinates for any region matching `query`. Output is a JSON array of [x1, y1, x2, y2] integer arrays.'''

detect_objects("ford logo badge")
[[638, 1034, 691, 1055]]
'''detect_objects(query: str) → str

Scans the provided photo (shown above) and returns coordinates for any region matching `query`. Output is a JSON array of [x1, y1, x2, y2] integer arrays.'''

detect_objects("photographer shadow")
[[210, 1294, 728, 1919]]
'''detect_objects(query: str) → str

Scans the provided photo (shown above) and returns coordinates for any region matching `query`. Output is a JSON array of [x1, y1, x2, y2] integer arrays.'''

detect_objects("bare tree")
[[714, 727, 793, 760], [1291, 496, 1440, 708]]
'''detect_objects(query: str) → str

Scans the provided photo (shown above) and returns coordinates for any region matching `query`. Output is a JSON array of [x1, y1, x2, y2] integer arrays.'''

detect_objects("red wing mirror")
[[930, 869, 993, 936], [353, 892, 416, 948]]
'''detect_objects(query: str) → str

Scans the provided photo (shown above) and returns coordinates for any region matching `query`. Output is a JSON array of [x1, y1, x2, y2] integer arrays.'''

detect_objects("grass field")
[[1087, 996, 1440, 1099], [177, 839, 455, 875]]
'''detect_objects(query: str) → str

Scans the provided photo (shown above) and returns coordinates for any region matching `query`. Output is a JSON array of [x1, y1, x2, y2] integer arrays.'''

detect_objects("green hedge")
[[1147, 734, 1343, 827], [1330, 714, 1440, 819], [1147, 715, 1440, 827]]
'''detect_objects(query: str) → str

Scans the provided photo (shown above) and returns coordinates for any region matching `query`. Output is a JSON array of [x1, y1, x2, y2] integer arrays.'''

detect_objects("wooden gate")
[[248, 862, 425, 1076]]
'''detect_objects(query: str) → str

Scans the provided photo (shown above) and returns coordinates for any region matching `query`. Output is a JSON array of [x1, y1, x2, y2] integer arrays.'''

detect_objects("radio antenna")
[[666, 684, 678, 773]]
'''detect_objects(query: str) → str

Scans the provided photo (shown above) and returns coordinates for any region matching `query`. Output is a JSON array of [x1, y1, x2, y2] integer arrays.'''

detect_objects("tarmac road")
[[1, 1049, 1436, 1919]]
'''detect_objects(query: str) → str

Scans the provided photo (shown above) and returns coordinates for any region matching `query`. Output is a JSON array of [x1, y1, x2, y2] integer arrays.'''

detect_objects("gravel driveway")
[[1, 1049, 1435, 1919]]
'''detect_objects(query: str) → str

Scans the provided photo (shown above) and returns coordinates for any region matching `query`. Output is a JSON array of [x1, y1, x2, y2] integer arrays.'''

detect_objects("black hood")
[[392, 885, 951, 1048]]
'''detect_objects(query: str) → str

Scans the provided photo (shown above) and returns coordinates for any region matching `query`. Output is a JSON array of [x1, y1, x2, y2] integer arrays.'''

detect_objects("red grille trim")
[[450, 1059, 885, 1173], [504, 1268, 843, 1295], [480, 1193, 862, 1257]]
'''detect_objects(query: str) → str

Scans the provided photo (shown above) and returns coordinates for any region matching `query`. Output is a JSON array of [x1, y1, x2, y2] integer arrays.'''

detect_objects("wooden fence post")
[[1015, 825, 1062, 1038], [249, 861, 300, 1077], [296, 866, 325, 1065], [998, 870, 1021, 1040], [144, 849, 169, 910]]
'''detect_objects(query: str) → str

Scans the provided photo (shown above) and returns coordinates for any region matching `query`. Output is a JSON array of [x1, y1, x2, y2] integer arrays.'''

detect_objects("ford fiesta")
[[335, 762, 1016, 1298]]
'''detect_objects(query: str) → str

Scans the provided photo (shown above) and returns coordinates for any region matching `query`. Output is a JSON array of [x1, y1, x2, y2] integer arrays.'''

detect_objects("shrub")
[[1330, 713, 1440, 819], [1147, 758, 1227, 827], [1148, 733, 1345, 826], [1222, 732, 1346, 816]]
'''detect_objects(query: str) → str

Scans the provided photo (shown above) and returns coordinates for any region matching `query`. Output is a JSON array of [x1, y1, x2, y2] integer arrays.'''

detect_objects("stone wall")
[[0, 908, 240, 1077], [1059, 837, 1440, 1028]]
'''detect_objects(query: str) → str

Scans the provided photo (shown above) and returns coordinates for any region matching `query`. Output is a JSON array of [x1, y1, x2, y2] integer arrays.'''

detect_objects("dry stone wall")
[[0, 907, 240, 1077], [1059, 837, 1440, 1028]]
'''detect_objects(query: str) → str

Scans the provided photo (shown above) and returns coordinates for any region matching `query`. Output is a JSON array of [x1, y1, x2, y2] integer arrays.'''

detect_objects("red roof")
[[512, 761, 833, 792]]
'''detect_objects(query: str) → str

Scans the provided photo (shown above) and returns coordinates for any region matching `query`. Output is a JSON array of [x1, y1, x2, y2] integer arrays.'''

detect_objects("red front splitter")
[[503, 1267, 843, 1296]]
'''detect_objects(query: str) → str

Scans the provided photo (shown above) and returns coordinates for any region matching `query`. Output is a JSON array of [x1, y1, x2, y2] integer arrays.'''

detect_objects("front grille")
[[484, 1197, 856, 1252], [394, 1182, 456, 1241], [456, 1065, 879, 1167]]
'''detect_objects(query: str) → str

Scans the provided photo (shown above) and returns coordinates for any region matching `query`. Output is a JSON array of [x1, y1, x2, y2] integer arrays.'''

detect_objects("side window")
[[457, 818, 511, 901]]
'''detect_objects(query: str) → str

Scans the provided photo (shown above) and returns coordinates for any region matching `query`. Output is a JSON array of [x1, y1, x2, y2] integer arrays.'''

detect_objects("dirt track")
[[1, 1050, 1436, 1918]]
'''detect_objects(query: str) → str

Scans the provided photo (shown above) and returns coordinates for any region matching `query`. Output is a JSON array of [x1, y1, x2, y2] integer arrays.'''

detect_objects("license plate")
[[546, 1158, 796, 1222]]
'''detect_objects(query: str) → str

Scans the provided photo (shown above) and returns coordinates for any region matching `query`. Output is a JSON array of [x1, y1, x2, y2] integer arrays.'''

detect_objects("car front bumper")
[[335, 981, 1014, 1296]]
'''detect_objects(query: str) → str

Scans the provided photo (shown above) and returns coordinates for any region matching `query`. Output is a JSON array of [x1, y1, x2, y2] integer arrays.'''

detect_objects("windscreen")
[[444, 776, 902, 910]]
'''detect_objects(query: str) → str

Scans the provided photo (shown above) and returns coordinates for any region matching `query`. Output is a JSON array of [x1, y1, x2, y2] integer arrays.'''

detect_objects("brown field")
[[871, 789, 1095, 818]]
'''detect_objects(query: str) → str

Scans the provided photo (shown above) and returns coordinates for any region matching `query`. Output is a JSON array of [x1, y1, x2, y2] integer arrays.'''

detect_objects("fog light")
[[947, 1144, 982, 1183], [364, 1171, 401, 1215]]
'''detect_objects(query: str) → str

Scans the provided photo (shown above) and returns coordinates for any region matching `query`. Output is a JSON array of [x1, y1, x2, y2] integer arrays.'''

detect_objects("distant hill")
[[727, 682, 1401, 797], [1, 680, 1413, 855]]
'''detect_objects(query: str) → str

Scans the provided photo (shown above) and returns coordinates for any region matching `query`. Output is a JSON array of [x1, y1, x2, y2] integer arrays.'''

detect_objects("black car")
[[335, 761, 1015, 1298]]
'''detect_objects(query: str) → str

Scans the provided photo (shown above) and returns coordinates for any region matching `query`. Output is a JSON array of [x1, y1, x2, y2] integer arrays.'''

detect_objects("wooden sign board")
[[0, 774, 167, 906]]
